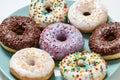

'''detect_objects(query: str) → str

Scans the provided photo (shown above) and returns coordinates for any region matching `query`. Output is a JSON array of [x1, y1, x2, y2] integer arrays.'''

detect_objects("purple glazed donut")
[[39, 23, 84, 60]]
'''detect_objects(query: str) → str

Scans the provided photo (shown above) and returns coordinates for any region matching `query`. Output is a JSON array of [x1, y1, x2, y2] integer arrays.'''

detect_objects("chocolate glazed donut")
[[0, 16, 41, 52], [89, 22, 120, 60]]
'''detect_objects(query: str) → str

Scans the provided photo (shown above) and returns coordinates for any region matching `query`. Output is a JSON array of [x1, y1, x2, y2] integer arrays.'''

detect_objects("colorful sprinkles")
[[29, 0, 68, 28], [59, 50, 107, 80]]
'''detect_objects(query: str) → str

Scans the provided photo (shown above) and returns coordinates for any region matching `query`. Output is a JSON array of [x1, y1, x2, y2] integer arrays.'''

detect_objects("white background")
[[0, 0, 120, 80], [0, 0, 120, 22]]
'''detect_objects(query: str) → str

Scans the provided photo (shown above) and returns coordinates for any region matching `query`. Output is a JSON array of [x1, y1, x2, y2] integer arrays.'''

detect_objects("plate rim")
[[0, 3, 120, 80]]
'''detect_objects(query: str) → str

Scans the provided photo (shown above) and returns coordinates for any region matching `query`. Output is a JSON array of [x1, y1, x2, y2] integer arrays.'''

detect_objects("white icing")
[[68, 0, 108, 33], [10, 48, 55, 78], [59, 52, 107, 80], [29, 0, 68, 28]]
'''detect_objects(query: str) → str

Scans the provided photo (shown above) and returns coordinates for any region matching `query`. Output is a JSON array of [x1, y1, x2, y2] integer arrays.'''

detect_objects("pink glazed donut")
[[39, 23, 84, 60]]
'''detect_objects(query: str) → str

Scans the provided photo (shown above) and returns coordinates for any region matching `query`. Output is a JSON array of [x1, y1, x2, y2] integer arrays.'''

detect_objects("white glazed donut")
[[9, 48, 55, 80], [29, 0, 68, 28], [59, 51, 107, 80], [68, 0, 108, 33]]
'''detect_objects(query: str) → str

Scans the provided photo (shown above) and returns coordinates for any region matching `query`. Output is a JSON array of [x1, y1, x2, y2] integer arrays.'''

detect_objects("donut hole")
[[45, 7, 52, 13], [83, 12, 91, 16], [57, 34, 67, 41], [105, 33, 116, 41], [27, 59, 35, 66], [16, 28, 25, 35], [12, 25, 25, 35], [76, 59, 85, 67]]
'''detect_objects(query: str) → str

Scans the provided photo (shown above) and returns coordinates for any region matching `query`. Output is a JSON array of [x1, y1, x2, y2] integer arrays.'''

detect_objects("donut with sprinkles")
[[9, 48, 55, 80], [59, 50, 107, 80], [39, 23, 84, 60], [29, 0, 68, 28]]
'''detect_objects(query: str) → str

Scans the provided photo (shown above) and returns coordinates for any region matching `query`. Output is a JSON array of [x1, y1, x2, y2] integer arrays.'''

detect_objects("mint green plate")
[[0, 1, 120, 80]]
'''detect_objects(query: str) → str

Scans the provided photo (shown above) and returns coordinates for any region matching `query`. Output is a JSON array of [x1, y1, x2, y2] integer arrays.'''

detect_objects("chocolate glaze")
[[0, 16, 41, 50], [89, 22, 120, 56]]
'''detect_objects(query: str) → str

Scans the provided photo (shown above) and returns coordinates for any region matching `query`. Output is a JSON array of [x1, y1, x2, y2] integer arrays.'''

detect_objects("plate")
[[0, 1, 120, 80]]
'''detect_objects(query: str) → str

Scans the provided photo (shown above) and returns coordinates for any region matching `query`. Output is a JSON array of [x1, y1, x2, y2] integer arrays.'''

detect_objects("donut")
[[68, 0, 108, 33], [39, 23, 84, 60], [9, 48, 55, 80], [59, 50, 107, 80], [89, 22, 120, 60], [0, 16, 41, 53], [29, 0, 68, 28]]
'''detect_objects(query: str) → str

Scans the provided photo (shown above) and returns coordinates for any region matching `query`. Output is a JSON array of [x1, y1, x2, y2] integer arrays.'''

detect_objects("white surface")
[[0, 0, 120, 22], [101, 0, 120, 22], [0, 0, 120, 80], [0, 0, 29, 23]]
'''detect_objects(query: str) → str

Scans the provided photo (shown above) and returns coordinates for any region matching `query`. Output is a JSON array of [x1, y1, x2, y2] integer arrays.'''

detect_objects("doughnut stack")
[[0, 0, 120, 80]]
